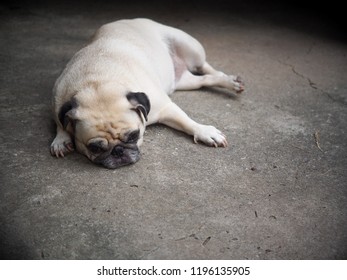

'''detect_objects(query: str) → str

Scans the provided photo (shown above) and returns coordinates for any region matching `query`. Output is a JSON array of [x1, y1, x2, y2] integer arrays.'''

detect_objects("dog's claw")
[[193, 125, 228, 148], [66, 142, 74, 152], [236, 88, 244, 94], [51, 141, 74, 158], [50, 131, 74, 158], [234, 75, 245, 94]]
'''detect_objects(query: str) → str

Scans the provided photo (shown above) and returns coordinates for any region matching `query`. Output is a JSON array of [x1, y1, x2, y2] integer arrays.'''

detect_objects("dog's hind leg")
[[166, 27, 244, 93], [175, 68, 244, 93]]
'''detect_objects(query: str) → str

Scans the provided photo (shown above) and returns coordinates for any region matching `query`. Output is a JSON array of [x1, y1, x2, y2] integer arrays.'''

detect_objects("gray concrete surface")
[[1, 0, 346, 259]]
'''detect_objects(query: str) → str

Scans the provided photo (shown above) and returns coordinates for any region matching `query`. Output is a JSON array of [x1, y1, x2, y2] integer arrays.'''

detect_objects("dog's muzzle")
[[94, 145, 140, 169]]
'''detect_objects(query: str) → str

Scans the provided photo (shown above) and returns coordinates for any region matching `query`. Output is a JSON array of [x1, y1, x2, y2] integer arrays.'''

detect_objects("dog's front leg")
[[50, 126, 74, 157], [157, 102, 227, 147]]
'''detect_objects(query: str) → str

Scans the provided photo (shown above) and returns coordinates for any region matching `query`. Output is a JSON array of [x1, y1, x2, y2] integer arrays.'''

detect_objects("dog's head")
[[59, 91, 150, 169]]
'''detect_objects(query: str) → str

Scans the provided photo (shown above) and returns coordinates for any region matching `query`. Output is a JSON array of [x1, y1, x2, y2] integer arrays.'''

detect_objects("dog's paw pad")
[[233, 75, 245, 93], [193, 125, 228, 148]]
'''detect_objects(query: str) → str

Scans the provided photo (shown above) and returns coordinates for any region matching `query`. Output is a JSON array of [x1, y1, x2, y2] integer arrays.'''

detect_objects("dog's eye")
[[88, 143, 103, 154], [126, 130, 140, 143]]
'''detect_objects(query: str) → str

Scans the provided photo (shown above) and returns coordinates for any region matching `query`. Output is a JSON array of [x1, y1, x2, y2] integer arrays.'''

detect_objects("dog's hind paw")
[[234, 76, 245, 93], [227, 75, 244, 94]]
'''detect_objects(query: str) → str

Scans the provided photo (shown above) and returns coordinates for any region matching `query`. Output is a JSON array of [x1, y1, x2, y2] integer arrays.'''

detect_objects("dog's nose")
[[112, 145, 124, 156]]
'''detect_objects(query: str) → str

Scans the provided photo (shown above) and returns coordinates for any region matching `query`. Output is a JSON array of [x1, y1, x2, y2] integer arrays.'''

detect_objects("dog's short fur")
[[51, 18, 244, 168]]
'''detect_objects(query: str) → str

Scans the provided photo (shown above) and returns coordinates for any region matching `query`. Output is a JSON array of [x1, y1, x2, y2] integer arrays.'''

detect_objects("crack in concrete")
[[174, 223, 206, 242], [277, 59, 347, 106], [140, 246, 161, 260], [290, 64, 318, 90], [140, 223, 207, 259], [277, 59, 318, 91]]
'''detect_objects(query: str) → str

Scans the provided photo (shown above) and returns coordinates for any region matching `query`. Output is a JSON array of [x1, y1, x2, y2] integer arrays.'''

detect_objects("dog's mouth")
[[93, 145, 140, 169]]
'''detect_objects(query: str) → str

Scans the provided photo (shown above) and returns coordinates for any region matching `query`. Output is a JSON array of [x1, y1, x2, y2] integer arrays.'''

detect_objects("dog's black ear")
[[126, 92, 151, 122], [58, 98, 78, 130]]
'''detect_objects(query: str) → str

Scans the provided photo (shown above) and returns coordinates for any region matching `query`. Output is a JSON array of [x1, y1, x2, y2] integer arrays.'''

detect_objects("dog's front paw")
[[50, 131, 74, 158], [193, 125, 228, 147]]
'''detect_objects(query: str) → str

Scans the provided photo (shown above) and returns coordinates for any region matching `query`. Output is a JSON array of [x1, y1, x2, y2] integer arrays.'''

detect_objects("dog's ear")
[[126, 92, 151, 122], [58, 98, 78, 130]]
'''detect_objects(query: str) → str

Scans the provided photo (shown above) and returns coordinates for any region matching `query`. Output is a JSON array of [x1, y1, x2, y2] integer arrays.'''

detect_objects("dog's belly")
[[171, 52, 187, 85]]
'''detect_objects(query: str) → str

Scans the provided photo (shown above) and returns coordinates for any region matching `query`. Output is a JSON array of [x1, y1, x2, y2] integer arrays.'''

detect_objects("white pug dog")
[[51, 18, 244, 168]]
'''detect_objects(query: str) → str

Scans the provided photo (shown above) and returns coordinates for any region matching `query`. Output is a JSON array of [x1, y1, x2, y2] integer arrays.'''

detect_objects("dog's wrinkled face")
[[91, 129, 141, 167], [75, 120, 143, 169], [59, 91, 150, 169]]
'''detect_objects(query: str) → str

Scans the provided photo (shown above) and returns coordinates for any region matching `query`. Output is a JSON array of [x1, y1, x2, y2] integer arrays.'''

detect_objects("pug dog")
[[51, 18, 244, 169]]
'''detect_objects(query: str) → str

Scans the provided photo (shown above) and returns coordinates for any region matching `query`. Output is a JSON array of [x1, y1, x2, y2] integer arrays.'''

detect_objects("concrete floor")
[[0, 0, 346, 259]]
